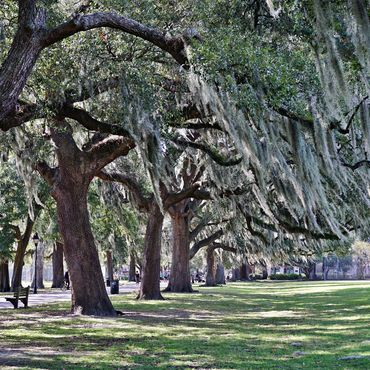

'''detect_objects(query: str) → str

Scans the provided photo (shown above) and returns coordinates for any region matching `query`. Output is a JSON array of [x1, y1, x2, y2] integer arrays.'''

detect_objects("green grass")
[[1, 281, 370, 369]]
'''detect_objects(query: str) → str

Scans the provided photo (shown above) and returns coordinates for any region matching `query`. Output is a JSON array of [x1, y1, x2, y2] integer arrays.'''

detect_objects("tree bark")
[[0, 259, 10, 292], [205, 247, 217, 286], [138, 203, 164, 300], [55, 181, 116, 315], [216, 263, 226, 284], [165, 201, 193, 293], [128, 251, 136, 282], [52, 242, 64, 288], [31, 241, 45, 289], [106, 250, 114, 283]]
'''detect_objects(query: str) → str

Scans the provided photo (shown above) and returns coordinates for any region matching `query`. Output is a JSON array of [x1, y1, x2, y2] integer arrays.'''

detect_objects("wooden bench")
[[4, 286, 30, 309]]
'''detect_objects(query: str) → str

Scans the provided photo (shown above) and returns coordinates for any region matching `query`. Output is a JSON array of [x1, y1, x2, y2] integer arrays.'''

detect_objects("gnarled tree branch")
[[42, 12, 188, 65]]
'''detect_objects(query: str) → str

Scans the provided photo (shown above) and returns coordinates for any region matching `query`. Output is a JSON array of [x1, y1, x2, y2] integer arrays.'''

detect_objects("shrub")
[[269, 273, 302, 280]]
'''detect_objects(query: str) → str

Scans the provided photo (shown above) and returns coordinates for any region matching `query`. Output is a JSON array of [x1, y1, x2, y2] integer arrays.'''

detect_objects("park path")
[[0, 282, 141, 310]]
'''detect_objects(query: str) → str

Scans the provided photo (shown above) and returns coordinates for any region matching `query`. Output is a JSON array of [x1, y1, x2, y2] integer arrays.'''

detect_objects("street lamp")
[[32, 233, 39, 294]]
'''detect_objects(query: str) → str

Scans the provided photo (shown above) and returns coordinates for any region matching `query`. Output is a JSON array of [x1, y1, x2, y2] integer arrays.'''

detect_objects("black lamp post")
[[32, 233, 39, 294]]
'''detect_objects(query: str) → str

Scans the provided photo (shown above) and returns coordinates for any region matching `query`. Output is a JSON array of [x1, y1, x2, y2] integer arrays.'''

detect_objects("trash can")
[[106, 278, 111, 287], [110, 279, 119, 294]]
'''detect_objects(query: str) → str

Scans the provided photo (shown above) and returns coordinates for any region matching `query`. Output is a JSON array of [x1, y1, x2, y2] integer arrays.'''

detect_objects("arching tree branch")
[[42, 13, 188, 65], [189, 229, 224, 259], [60, 105, 132, 138]]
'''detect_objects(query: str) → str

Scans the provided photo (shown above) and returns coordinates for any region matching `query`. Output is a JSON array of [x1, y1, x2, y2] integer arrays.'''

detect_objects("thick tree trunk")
[[52, 242, 64, 288], [0, 259, 10, 292], [165, 204, 193, 293], [216, 264, 226, 285], [138, 203, 164, 300], [55, 184, 116, 316], [36, 119, 135, 315], [205, 247, 217, 286], [128, 252, 136, 281], [106, 250, 114, 283], [31, 241, 45, 289]]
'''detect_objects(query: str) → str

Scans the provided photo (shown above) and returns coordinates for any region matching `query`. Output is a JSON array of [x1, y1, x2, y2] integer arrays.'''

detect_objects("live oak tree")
[[204, 243, 237, 287], [37, 120, 135, 315]]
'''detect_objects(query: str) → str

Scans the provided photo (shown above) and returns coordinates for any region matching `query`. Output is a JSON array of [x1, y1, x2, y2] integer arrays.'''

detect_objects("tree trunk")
[[37, 120, 134, 315], [138, 203, 164, 300], [216, 263, 226, 285], [309, 263, 317, 280], [128, 251, 136, 282], [262, 265, 268, 279], [0, 259, 10, 292], [52, 242, 64, 288], [205, 247, 217, 286], [165, 203, 193, 293], [246, 260, 253, 280], [55, 183, 116, 316], [31, 241, 45, 289], [11, 240, 28, 291], [11, 216, 35, 291], [322, 257, 330, 280], [106, 250, 114, 283], [240, 263, 247, 280]]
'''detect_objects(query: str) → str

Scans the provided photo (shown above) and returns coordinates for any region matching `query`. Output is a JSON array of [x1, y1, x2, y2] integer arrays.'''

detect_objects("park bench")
[[4, 286, 30, 309]]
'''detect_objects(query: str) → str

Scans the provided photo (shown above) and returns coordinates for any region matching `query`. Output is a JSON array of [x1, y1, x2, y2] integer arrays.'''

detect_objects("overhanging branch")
[[172, 138, 242, 167], [42, 12, 188, 65]]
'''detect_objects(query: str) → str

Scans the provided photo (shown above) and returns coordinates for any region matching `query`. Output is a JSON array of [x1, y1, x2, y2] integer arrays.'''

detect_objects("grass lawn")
[[0, 281, 370, 369]]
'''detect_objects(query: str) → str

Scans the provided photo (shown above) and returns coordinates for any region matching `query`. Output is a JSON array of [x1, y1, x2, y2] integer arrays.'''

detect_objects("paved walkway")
[[0, 282, 141, 310]]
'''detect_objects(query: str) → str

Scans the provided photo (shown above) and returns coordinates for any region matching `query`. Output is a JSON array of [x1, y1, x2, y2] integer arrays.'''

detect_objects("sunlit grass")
[[1, 281, 370, 369]]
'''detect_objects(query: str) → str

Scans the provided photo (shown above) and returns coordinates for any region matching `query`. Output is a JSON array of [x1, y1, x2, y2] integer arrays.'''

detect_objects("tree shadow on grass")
[[1, 282, 370, 369]]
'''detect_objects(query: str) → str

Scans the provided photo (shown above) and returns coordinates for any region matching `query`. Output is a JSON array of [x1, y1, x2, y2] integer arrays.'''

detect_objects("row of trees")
[[0, 0, 369, 315]]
